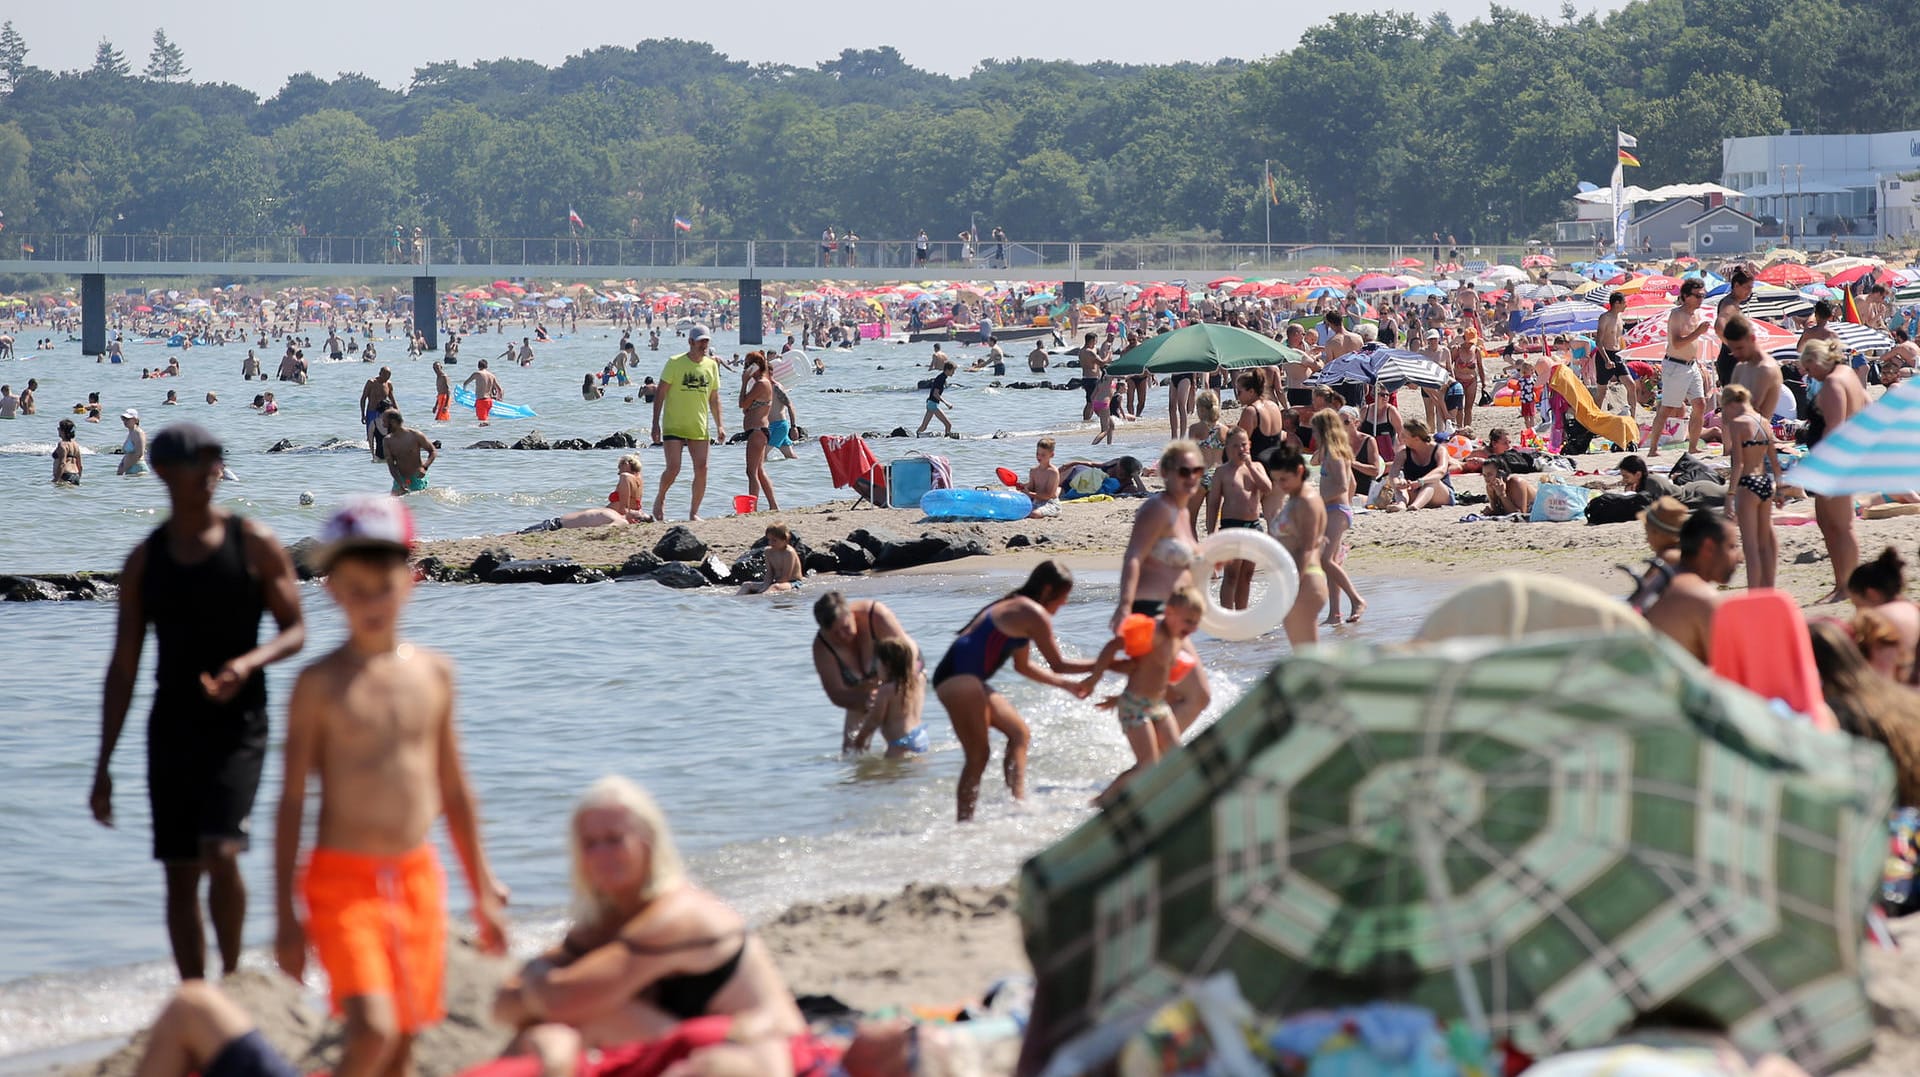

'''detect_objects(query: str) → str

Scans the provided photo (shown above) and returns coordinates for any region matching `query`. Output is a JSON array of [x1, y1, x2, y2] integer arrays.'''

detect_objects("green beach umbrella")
[[1018, 631, 1892, 1073], [1105, 322, 1303, 376]]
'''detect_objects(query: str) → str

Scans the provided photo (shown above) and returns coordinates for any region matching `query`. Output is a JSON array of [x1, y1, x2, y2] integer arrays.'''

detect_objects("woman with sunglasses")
[[1112, 441, 1213, 734]]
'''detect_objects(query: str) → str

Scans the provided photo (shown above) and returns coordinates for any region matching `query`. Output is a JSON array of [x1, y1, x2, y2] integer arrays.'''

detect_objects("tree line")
[[0, 0, 1914, 248]]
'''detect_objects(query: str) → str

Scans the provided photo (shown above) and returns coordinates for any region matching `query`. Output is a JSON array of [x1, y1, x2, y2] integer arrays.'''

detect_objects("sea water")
[[0, 327, 1442, 1061]]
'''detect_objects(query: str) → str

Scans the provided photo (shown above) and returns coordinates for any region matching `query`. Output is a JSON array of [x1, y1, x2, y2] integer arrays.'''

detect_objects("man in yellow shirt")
[[650, 325, 726, 520]]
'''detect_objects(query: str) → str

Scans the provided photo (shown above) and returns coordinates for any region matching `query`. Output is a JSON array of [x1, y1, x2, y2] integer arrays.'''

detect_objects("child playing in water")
[[1075, 585, 1204, 802], [852, 638, 929, 758], [275, 497, 508, 1077], [739, 523, 802, 595]]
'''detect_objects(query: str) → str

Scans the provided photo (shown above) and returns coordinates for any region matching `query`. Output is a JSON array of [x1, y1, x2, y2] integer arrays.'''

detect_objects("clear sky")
[[8, 0, 1633, 96]]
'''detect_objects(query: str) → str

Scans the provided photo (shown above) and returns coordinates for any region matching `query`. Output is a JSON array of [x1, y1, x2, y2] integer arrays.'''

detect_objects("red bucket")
[[733, 494, 758, 515]]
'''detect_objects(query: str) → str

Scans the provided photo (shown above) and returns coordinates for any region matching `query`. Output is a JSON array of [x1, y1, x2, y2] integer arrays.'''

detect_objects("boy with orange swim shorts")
[[274, 496, 509, 1077]]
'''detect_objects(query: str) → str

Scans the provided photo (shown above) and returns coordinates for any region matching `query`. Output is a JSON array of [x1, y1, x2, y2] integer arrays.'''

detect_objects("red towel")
[[820, 435, 878, 490], [1709, 591, 1834, 730]]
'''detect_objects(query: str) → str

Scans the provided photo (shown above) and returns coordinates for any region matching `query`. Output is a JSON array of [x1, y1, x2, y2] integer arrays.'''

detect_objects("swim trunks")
[[1130, 599, 1165, 616], [434, 393, 450, 422], [1116, 690, 1173, 731], [301, 844, 447, 1033], [147, 706, 268, 862], [391, 473, 429, 496], [767, 419, 792, 449], [1218, 518, 1262, 529], [474, 396, 494, 423], [1660, 358, 1704, 403], [205, 1030, 301, 1077], [891, 724, 930, 754]]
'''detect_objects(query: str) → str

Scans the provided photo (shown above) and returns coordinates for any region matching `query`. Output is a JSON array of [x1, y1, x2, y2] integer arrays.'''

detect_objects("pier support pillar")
[[738, 279, 763, 345], [412, 276, 439, 351], [81, 273, 107, 357]]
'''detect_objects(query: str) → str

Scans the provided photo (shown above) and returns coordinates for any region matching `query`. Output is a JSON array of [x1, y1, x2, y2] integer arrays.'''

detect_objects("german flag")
[[1618, 148, 1641, 167]]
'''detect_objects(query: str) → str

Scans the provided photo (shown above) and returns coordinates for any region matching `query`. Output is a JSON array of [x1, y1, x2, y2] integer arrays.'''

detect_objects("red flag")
[[1842, 289, 1861, 323], [568, 207, 585, 229]]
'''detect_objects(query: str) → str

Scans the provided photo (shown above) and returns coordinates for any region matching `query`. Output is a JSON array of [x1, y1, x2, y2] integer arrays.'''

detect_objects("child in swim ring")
[[1075, 585, 1203, 803], [851, 638, 929, 759]]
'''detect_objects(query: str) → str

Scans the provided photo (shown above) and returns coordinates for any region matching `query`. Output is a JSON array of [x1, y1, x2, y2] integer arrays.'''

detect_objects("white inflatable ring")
[[1193, 528, 1299, 641]]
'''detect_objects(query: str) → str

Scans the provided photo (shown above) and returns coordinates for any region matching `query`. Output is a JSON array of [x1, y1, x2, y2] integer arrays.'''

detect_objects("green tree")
[[0, 122, 35, 225], [90, 38, 130, 78], [0, 21, 27, 93], [990, 149, 1094, 237], [271, 110, 409, 234], [145, 28, 189, 81]]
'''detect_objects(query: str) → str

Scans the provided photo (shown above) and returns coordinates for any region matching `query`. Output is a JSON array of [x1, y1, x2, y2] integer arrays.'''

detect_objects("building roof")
[[1685, 205, 1760, 228], [1630, 197, 1705, 225]]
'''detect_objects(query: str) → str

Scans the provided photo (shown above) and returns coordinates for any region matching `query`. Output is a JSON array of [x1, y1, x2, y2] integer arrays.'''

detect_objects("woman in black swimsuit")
[[810, 591, 918, 753], [1233, 372, 1284, 459], [493, 776, 805, 1061]]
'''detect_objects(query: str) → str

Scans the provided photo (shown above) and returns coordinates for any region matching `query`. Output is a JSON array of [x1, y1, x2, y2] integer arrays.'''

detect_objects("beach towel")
[[1708, 591, 1833, 730], [909, 452, 953, 490], [819, 435, 878, 490], [1547, 364, 1639, 451], [1413, 572, 1649, 644]]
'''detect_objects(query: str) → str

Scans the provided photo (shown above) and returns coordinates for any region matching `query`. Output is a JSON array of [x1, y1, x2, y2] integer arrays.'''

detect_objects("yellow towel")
[[1548, 363, 1640, 450]]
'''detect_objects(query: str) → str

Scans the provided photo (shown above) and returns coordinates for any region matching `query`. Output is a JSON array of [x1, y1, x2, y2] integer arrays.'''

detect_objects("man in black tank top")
[[94, 423, 306, 980]]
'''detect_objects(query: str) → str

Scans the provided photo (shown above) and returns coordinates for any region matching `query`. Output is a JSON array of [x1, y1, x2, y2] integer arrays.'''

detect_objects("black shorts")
[[1335, 384, 1365, 408], [147, 705, 267, 863], [1596, 348, 1626, 384], [207, 1031, 300, 1077], [1286, 387, 1314, 407], [1081, 379, 1097, 401], [1130, 599, 1165, 616]]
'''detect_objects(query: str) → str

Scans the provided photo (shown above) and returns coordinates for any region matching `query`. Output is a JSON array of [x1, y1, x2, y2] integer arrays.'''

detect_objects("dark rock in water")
[[594, 431, 638, 450], [653, 526, 708, 562], [415, 555, 464, 583], [484, 558, 583, 585], [731, 548, 767, 582], [874, 534, 990, 571], [696, 554, 734, 585], [727, 431, 751, 445], [467, 440, 508, 450], [803, 549, 840, 575], [574, 568, 612, 584], [511, 433, 550, 451], [287, 537, 323, 580], [846, 528, 897, 557], [861, 431, 884, 439], [649, 562, 709, 589], [829, 539, 874, 573], [991, 431, 1012, 439], [1005, 534, 1033, 548], [888, 427, 910, 438], [618, 551, 665, 577], [550, 438, 592, 451], [267, 438, 297, 453], [467, 546, 515, 580], [0, 576, 62, 601], [0, 573, 119, 601]]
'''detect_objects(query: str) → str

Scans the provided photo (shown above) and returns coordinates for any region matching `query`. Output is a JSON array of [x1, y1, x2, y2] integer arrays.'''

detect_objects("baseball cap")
[[311, 496, 416, 573], [121, 408, 139, 421], [1338, 405, 1360, 422], [687, 324, 712, 343], [1425, 329, 1442, 340], [148, 423, 223, 466]]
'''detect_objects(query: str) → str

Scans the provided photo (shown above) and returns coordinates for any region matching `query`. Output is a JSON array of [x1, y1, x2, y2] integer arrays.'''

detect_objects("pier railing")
[[0, 234, 1568, 279]]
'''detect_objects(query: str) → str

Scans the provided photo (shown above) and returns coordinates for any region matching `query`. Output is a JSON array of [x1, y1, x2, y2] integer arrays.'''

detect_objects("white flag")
[[1618, 130, 1639, 149]]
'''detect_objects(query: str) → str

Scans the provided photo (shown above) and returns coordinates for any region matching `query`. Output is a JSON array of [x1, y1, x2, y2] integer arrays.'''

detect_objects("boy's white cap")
[[312, 496, 415, 573]]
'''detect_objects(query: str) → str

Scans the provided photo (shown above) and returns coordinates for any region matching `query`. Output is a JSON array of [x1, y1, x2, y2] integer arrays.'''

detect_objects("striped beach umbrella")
[[1768, 322, 1895, 365], [1787, 379, 1920, 495], [1018, 632, 1892, 1073]]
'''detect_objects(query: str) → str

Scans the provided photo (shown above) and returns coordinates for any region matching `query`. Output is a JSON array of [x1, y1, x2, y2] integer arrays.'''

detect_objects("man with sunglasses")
[[94, 423, 306, 981]]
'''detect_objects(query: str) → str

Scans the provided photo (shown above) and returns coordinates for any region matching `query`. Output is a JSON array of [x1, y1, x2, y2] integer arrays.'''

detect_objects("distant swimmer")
[[1028, 341, 1049, 374], [52, 418, 83, 485], [379, 411, 436, 496], [241, 350, 261, 380], [119, 409, 149, 476], [0, 384, 17, 419]]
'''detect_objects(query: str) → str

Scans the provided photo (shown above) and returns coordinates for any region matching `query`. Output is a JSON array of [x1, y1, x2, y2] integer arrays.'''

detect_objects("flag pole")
[[1264, 159, 1273, 255]]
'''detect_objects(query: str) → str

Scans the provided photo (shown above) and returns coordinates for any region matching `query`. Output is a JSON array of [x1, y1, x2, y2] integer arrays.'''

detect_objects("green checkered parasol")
[[1018, 632, 1893, 1072]]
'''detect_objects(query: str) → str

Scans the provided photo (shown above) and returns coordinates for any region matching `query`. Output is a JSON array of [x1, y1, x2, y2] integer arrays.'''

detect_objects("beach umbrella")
[[1307, 345, 1449, 390], [1206, 276, 1242, 289], [1579, 261, 1621, 280], [1391, 257, 1424, 269], [1757, 263, 1818, 288], [1351, 273, 1402, 293], [1309, 264, 1338, 273], [1521, 253, 1555, 268], [1478, 265, 1526, 285], [1515, 283, 1570, 301], [1017, 631, 1892, 1073], [1741, 286, 1816, 322], [1403, 284, 1447, 299], [1297, 275, 1351, 290], [1106, 323, 1303, 376], [1823, 265, 1880, 288], [1517, 300, 1604, 335], [1789, 378, 1920, 494], [1305, 286, 1345, 300], [1768, 322, 1894, 365]]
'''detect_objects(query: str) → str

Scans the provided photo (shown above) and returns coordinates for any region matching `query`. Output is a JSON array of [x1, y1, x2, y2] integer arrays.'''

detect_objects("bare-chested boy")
[[1206, 428, 1272, 610], [1021, 437, 1062, 506], [379, 411, 437, 496], [275, 498, 508, 1077], [1076, 584, 1203, 803], [740, 523, 802, 595]]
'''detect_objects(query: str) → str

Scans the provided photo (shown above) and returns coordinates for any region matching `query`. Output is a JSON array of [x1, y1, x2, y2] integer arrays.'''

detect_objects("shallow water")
[[1, 327, 1106, 572], [0, 327, 1445, 1061]]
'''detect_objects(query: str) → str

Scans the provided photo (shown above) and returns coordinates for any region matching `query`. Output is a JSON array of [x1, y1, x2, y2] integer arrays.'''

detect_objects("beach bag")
[[1488, 449, 1543, 474], [1669, 452, 1718, 486], [1584, 491, 1651, 526], [1529, 481, 1591, 523], [1560, 413, 1595, 455]]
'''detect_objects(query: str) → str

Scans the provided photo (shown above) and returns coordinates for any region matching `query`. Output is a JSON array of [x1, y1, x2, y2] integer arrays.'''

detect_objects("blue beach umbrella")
[[1306, 286, 1345, 300], [1580, 261, 1621, 280], [1789, 379, 1920, 495], [1517, 300, 1603, 335], [1403, 284, 1446, 299]]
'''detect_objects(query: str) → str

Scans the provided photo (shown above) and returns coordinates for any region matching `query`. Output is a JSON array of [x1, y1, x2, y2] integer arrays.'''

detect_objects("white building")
[[1722, 130, 1920, 242]]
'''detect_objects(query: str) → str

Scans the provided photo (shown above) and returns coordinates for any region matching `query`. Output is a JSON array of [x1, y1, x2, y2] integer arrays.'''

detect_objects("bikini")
[[1737, 433, 1775, 500], [1131, 534, 1198, 616], [816, 605, 879, 686], [554, 930, 749, 1021]]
